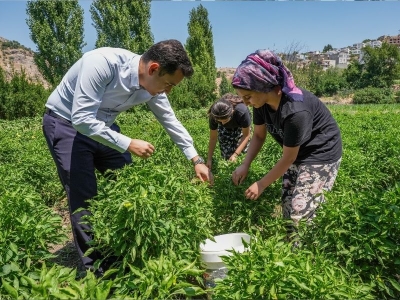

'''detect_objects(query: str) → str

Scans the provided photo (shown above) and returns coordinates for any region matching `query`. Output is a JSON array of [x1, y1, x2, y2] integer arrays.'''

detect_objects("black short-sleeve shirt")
[[253, 89, 342, 164], [209, 102, 252, 130]]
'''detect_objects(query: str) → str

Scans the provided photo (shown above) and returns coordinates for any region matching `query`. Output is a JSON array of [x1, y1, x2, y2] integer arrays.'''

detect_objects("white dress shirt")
[[46, 47, 197, 160]]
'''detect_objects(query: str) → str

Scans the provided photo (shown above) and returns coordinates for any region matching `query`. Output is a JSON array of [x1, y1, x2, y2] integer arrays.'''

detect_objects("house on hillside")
[[384, 34, 400, 48], [353, 43, 365, 50], [328, 51, 350, 69], [368, 40, 382, 48], [321, 59, 336, 70]]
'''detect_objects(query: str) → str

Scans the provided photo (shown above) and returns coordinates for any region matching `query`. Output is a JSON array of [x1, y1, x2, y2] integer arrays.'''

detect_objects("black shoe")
[[94, 267, 105, 279]]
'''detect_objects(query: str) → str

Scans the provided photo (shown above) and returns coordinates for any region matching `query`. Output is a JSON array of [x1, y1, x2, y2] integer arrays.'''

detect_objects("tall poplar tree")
[[219, 72, 235, 96], [185, 4, 217, 106], [90, 0, 153, 54], [26, 0, 86, 86]]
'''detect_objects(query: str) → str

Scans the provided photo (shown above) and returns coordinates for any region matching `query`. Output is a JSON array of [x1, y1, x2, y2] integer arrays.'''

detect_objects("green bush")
[[0, 67, 50, 120], [353, 87, 396, 104], [86, 162, 215, 270], [314, 67, 348, 97], [213, 234, 374, 299], [290, 61, 323, 93]]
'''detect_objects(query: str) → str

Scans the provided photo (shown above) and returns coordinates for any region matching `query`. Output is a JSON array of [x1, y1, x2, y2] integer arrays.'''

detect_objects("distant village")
[[288, 34, 400, 70]]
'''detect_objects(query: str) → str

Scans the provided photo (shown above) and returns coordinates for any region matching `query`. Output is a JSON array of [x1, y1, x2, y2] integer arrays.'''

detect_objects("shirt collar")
[[130, 54, 142, 90]]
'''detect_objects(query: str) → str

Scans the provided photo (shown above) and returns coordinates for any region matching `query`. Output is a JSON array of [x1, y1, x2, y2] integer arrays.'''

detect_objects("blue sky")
[[0, 0, 399, 67]]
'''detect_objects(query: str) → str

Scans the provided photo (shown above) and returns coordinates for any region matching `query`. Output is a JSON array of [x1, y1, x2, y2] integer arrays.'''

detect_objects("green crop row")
[[0, 104, 399, 299]]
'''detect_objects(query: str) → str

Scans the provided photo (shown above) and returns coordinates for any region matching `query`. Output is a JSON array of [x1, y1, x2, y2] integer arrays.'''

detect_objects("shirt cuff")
[[117, 135, 132, 153], [183, 146, 198, 160]]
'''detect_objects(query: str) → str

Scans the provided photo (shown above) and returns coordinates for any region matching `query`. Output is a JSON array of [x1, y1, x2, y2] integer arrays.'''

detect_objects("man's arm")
[[147, 94, 213, 183], [146, 94, 198, 160]]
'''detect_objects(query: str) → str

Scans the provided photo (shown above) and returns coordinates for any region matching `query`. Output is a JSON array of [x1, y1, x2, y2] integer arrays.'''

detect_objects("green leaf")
[[102, 268, 118, 280], [95, 281, 113, 300], [9, 242, 18, 253], [388, 277, 400, 292], [289, 275, 312, 291], [270, 284, 277, 298], [84, 247, 95, 257], [247, 285, 256, 294], [136, 234, 141, 246], [2, 264, 11, 275], [333, 291, 351, 298], [181, 286, 205, 296], [1, 279, 18, 298], [25, 257, 31, 269], [274, 261, 285, 267], [58, 287, 80, 298]]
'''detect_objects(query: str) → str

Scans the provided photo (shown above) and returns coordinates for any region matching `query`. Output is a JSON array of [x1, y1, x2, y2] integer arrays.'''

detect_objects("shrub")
[[353, 87, 395, 104], [314, 67, 348, 97], [0, 67, 50, 120], [86, 162, 215, 269]]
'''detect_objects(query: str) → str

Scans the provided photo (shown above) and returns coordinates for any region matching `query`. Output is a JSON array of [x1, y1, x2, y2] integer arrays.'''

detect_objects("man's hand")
[[128, 139, 155, 158], [232, 164, 249, 185], [195, 163, 214, 185]]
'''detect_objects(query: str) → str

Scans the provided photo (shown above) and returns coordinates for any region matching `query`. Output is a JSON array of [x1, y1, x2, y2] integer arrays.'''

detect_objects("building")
[[384, 34, 400, 48]]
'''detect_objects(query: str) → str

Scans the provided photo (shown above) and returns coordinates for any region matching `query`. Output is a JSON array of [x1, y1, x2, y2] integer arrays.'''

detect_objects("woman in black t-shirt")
[[207, 93, 252, 169], [230, 50, 342, 228]]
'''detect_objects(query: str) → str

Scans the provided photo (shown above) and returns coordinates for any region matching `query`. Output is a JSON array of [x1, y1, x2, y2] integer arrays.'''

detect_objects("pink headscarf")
[[232, 50, 303, 101]]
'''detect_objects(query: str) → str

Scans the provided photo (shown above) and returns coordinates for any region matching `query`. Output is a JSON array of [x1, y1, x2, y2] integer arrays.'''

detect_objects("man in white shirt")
[[42, 39, 212, 272]]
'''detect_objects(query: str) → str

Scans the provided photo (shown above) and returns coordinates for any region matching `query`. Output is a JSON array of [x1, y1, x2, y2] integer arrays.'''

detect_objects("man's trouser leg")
[[42, 113, 131, 269]]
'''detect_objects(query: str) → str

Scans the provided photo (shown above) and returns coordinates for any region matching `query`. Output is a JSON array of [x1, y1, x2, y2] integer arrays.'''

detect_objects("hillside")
[[1, 35, 234, 91], [0, 37, 49, 88], [216, 67, 235, 86], [0, 36, 352, 104]]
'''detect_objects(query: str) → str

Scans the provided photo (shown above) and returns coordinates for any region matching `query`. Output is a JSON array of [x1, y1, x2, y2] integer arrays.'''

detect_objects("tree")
[[344, 42, 400, 89], [322, 44, 333, 53], [219, 72, 234, 96], [26, 0, 86, 86], [185, 4, 217, 106], [90, 0, 153, 54]]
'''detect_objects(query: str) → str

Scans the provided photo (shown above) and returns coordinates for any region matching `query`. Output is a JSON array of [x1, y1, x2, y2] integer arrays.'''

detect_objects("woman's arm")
[[241, 124, 266, 168], [207, 129, 218, 168], [230, 126, 251, 161], [232, 124, 266, 185], [244, 145, 299, 200]]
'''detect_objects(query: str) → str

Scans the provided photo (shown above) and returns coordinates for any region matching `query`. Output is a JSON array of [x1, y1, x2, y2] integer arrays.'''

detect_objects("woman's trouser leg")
[[281, 158, 342, 227]]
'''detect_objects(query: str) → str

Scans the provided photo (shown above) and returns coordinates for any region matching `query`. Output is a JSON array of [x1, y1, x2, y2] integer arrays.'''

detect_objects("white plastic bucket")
[[199, 233, 251, 270]]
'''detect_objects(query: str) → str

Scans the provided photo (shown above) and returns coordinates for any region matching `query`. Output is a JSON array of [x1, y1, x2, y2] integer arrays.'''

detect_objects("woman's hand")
[[244, 181, 265, 200], [232, 164, 249, 185], [228, 153, 238, 162]]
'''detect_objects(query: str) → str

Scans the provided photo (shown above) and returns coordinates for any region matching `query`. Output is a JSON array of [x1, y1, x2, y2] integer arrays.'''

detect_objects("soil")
[[49, 198, 85, 275], [320, 96, 353, 105]]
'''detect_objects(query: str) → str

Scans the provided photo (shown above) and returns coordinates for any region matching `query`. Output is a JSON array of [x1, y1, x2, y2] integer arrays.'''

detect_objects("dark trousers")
[[42, 111, 132, 270]]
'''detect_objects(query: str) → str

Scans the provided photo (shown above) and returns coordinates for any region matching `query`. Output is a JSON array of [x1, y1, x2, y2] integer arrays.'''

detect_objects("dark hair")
[[141, 39, 194, 78], [208, 93, 243, 120]]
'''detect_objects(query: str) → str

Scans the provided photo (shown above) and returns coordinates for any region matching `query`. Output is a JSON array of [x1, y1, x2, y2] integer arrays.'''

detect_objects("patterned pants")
[[217, 126, 250, 160], [281, 158, 342, 225]]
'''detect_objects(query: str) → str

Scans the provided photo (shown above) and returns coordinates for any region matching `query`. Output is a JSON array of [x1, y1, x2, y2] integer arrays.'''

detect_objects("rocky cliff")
[[0, 36, 49, 88]]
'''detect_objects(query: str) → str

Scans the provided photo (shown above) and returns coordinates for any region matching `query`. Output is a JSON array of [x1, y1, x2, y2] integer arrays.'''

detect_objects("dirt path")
[[50, 199, 85, 275]]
